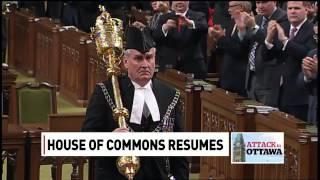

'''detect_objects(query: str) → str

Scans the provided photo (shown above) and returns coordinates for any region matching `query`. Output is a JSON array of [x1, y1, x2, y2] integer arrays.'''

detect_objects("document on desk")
[[245, 105, 279, 114]]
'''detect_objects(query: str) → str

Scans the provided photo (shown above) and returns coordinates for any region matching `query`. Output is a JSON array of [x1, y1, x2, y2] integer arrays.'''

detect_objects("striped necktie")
[[248, 42, 258, 71], [247, 17, 269, 71], [261, 17, 268, 30], [150, 13, 160, 30]]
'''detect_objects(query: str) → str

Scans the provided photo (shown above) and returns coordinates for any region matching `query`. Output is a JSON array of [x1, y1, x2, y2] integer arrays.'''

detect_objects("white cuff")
[[264, 39, 274, 49], [162, 24, 168, 37], [251, 24, 260, 35], [238, 29, 246, 41], [304, 75, 312, 82], [188, 20, 195, 29], [282, 39, 289, 51]]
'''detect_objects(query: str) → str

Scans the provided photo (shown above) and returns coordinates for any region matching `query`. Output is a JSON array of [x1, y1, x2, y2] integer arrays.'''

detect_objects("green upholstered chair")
[[16, 82, 57, 124]]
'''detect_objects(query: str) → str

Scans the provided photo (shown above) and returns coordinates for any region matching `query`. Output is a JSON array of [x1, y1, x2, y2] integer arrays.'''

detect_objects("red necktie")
[[178, 17, 183, 32]]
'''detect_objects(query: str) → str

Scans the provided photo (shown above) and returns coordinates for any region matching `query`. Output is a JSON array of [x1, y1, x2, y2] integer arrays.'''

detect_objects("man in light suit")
[[153, 1, 208, 79], [264, 1, 317, 121]]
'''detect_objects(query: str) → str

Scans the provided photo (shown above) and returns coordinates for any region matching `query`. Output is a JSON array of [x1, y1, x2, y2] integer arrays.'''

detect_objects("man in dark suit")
[[242, 1, 287, 106], [212, 1, 231, 30], [46, 1, 64, 21], [18, 1, 45, 17], [153, 1, 208, 79], [208, 1, 253, 97], [300, 49, 318, 126], [131, 1, 171, 71], [149, 1, 171, 32], [264, 1, 317, 121], [82, 27, 189, 180], [61, 2, 79, 27], [299, 23, 318, 126], [76, 2, 100, 33]]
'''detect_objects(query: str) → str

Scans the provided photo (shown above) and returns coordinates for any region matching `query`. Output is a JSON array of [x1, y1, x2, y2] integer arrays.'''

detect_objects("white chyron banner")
[[41, 132, 229, 157]]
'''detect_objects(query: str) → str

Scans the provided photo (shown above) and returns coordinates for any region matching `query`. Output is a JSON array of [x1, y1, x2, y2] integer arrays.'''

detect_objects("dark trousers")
[[279, 104, 308, 122], [279, 86, 308, 122], [247, 70, 257, 100]]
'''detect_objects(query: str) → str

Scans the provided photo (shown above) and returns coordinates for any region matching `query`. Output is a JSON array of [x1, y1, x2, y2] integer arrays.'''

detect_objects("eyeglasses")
[[229, 4, 241, 8]]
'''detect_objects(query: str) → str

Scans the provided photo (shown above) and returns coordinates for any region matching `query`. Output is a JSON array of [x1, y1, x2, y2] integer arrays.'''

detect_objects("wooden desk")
[[23, 113, 86, 180], [200, 88, 255, 180], [199, 88, 318, 180], [255, 112, 318, 179]]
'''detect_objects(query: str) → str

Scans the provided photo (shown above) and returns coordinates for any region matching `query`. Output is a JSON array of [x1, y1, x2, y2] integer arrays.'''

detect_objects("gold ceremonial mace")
[[90, 5, 140, 180]]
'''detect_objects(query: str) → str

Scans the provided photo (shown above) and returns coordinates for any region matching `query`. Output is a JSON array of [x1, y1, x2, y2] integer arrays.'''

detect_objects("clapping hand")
[[132, 21, 146, 29], [163, 19, 177, 31], [234, 10, 246, 32], [175, 13, 193, 27], [242, 11, 256, 29], [208, 24, 225, 40], [275, 23, 288, 44], [302, 55, 318, 80], [266, 20, 278, 43]]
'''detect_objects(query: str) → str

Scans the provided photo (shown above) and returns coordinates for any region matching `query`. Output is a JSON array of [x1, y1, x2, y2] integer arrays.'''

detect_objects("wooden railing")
[[199, 88, 318, 180], [200, 88, 255, 180], [48, 113, 88, 180], [2, 113, 89, 180], [254, 112, 317, 179]]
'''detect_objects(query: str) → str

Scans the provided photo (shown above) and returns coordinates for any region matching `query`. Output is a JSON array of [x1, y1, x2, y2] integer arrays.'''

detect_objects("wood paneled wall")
[[34, 17, 62, 86], [59, 28, 90, 107]]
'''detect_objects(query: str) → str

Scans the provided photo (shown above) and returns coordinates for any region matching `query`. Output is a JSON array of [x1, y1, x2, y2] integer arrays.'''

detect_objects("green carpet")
[[39, 163, 89, 180], [2, 160, 89, 180], [57, 93, 86, 113], [12, 69, 86, 114], [13, 70, 37, 84]]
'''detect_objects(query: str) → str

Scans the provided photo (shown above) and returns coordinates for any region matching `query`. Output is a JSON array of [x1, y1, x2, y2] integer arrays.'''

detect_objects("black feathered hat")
[[125, 26, 155, 53]]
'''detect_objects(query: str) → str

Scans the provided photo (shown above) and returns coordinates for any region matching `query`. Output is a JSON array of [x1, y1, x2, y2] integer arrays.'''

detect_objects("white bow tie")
[[130, 81, 160, 125]]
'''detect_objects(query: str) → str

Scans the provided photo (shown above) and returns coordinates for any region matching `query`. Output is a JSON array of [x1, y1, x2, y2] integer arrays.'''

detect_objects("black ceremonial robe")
[[82, 76, 189, 180]]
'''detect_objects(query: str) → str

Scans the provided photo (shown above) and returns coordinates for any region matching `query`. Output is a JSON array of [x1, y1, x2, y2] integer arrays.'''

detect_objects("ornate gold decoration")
[[91, 5, 140, 180]]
